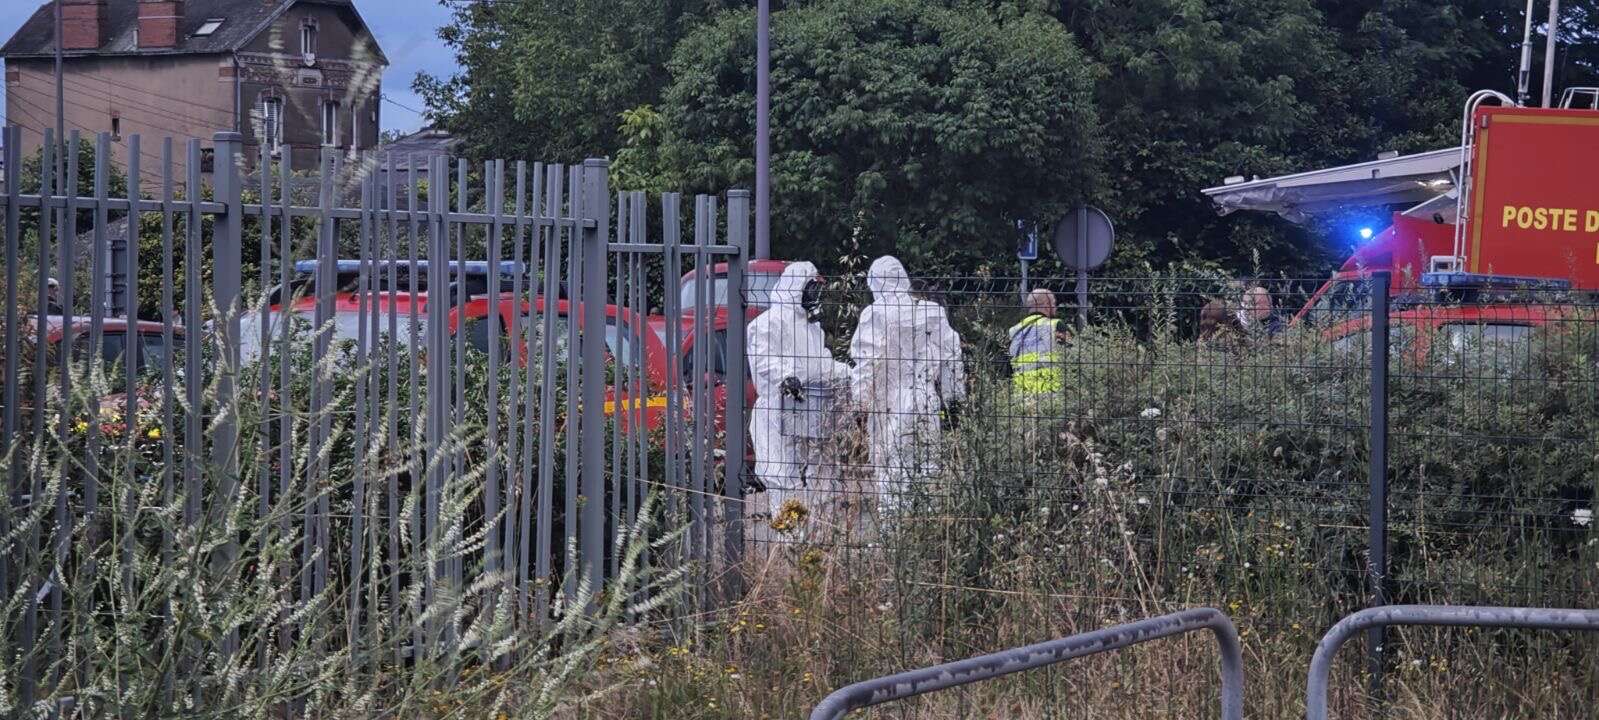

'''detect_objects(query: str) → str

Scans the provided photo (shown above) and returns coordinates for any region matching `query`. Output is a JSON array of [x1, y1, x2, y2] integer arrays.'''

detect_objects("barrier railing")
[[1305, 604, 1599, 720], [807, 607, 1245, 720]]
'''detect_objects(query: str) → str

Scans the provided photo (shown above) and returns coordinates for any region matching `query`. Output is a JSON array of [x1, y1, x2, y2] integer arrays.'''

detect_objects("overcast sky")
[[0, 0, 460, 136]]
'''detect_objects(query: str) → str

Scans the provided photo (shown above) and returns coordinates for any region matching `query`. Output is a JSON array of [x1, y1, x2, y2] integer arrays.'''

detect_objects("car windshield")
[[678, 271, 783, 311], [1306, 278, 1370, 325], [1330, 324, 1415, 358], [239, 309, 421, 364], [1442, 323, 1533, 369]]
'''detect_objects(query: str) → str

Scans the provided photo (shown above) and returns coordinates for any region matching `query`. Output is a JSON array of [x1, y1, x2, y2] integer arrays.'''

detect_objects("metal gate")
[[0, 127, 747, 710]]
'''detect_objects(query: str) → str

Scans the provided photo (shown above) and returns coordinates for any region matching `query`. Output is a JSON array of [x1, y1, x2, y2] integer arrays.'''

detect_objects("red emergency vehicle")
[[1207, 93, 1599, 322]]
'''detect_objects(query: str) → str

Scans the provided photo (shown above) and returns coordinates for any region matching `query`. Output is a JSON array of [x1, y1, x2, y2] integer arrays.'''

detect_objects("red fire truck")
[[1204, 90, 1599, 319]]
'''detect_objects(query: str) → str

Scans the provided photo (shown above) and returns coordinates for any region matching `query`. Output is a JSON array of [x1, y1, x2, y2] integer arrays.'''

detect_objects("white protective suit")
[[848, 256, 966, 513], [747, 262, 850, 517]]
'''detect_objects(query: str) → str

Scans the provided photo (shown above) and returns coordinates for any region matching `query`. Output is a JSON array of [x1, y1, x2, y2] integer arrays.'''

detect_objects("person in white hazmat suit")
[[848, 256, 966, 515], [747, 262, 850, 525]]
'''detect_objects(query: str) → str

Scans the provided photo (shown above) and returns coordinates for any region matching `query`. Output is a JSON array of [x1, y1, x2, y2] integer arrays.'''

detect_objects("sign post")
[[1016, 220, 1039, 294], [1054, 207, 1115, 331]]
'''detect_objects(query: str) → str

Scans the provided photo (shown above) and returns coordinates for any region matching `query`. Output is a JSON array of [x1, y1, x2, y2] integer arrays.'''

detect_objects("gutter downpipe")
[[234, 57, 243, 135]]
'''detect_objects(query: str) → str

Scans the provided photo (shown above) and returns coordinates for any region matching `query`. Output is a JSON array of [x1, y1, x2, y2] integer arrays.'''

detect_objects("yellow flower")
[[146, 427, 161, 440], [770, 499, 809, 534], [74, 419, 89, 434]]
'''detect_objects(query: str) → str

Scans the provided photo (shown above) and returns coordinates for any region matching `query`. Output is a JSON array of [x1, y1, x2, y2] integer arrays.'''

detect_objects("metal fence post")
[[724, 189, 750, 599], [212, 132, 244, 499], [580, 158, 610, 602], [1366, 270, 1391, 697], [212, 133, 245, 666]]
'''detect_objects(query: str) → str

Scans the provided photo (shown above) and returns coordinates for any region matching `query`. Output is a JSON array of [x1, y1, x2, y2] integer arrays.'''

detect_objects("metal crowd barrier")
[[808, 607, 1245, 720]]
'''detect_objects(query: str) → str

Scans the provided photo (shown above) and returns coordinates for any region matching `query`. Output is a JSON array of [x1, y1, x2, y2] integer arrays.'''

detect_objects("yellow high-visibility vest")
[[1008, 314, 1064, 394]]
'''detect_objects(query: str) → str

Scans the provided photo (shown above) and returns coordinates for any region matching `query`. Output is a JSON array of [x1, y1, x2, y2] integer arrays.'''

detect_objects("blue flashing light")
[[1358, 227, 1374, 240]]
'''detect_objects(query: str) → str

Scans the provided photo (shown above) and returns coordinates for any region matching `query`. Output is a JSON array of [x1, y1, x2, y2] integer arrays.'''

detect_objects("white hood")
[[866, 256, 912, 299], [768, 261, 820, 308]]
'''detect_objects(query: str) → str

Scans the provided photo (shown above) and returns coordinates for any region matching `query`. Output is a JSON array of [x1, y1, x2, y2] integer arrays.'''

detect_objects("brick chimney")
[[60, 0, 109, 51], [138, 1, 187, 50]]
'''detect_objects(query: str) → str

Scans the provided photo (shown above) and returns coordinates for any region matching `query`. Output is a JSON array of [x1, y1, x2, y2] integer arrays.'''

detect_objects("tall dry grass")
[[578, 309, 1599, 718], [0, 301, 688, 719]]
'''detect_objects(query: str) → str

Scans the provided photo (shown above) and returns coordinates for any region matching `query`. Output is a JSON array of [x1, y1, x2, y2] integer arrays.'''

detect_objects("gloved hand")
[[943, 400, 963, 430], [780, 376, 804, 402]]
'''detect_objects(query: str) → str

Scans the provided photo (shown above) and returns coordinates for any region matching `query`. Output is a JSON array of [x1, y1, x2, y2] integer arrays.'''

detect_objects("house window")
[[193, 18, 224, 37], [110, 116, 121, 141], [321, 100, 340, 147], [261, 97, 284, 153], [300, 19, 318, 65]]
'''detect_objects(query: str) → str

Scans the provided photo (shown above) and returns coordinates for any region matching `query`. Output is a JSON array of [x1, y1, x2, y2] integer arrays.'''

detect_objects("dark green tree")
[[416, 0, 736, 163], [664, 0, 1101, 270]]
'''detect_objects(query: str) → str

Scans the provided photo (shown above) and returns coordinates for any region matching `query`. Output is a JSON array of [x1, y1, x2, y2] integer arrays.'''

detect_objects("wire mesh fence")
[[739, 268, 1599, 717]]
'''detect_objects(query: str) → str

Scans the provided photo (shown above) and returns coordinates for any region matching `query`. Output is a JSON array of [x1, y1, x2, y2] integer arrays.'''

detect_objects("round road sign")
[[1054, 206, 1115, 270]]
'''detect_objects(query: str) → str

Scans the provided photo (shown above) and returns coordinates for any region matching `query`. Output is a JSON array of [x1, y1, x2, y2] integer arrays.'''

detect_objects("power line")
[[10, 87, 212, 145], [7, 93, 195, 186], [381, 93, 426, 116]]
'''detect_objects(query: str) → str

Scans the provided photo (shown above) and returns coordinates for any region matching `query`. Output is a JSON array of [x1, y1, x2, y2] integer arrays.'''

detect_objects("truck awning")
[[1200, 148, 1461, 223]]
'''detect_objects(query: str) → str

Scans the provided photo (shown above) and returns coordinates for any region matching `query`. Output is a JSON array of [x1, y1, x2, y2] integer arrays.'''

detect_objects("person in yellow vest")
[[1008, 289, 1068, 394]]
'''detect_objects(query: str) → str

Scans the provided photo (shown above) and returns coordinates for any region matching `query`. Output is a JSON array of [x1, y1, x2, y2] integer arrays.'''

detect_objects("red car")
[[5, 315, 186, 433], [675, 259, 792, 315], [451, 295, 672, 427], [250, 291, 672, 428]]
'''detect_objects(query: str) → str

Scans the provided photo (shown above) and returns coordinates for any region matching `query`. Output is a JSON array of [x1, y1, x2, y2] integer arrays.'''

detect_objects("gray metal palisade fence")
[[0, 127, 749, 708]]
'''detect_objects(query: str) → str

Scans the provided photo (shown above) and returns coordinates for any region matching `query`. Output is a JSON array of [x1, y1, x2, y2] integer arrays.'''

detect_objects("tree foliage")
[[423, 0, 1599, 277], [416, 0, 736, 163], [663, 0, 1100, 268]]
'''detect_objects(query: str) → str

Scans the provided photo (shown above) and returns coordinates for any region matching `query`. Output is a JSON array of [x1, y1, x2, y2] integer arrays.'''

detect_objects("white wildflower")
[[1243, 562, 1252, 569], [1573, 508, 1593, 528], [1140, 407, 1161, 419], [1094, 477, 1109, 488], [1156, 428, 1169, 442], [1137, 497, 1150, 506]]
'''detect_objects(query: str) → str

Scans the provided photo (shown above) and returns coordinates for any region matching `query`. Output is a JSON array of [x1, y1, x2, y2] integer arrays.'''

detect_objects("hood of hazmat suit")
[[848, 256, 967, 510], [747, 262, 849, 516]]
